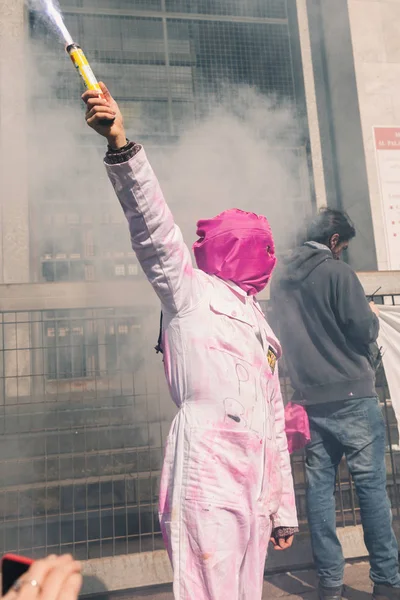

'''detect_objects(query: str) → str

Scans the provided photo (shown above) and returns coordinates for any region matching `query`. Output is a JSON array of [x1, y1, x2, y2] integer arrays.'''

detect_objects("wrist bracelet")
[[107, 139, 132, 153]]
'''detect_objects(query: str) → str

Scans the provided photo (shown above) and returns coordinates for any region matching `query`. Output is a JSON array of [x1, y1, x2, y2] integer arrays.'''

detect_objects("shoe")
[[319, 584, 343, 600], [373, 585, 400, 600]]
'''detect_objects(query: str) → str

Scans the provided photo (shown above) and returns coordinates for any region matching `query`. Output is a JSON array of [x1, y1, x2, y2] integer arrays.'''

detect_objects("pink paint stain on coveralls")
[[184, 262, 194, 276]]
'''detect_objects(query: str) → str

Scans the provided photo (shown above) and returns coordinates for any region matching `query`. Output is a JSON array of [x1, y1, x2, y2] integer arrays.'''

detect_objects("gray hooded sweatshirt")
[[270, 244, 379, 405]]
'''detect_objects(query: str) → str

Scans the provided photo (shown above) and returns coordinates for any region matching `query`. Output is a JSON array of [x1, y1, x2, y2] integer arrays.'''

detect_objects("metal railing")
[[0, 295, 399, 560], [0, 307, 168, 560]]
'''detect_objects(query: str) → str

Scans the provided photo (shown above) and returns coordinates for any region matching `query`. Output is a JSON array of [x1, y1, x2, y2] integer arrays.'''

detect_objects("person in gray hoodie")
[[270, 208, 400, 600]]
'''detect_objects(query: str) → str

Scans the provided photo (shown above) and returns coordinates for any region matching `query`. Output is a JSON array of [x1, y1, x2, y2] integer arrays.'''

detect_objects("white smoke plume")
[[151, 85, 307, 252], [26, 0, 73, 45]]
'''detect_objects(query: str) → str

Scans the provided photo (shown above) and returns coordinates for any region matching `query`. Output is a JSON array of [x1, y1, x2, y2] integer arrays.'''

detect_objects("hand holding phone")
[[1, 554, 81, 600], [1, 555, 34, 595]]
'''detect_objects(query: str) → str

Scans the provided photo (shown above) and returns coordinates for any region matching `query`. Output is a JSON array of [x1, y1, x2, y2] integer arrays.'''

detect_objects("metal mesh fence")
[[0, 307, 173, 560], [1, 295, 399, 559]]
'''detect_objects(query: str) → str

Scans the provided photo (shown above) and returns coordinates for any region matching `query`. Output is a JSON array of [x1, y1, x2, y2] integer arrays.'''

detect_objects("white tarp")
[[378, 306, 400, 432]]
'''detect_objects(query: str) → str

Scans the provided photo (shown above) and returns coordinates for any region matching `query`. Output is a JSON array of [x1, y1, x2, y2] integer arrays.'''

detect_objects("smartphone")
[[1, 554, 34, 595]]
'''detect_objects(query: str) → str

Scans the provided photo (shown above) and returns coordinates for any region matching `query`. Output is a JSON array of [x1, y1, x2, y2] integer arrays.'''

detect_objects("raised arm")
[[83, 83, 203, 314]]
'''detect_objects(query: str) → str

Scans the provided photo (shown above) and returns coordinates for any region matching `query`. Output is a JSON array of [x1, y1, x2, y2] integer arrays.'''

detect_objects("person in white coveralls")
[[82, 82, 298, 600]]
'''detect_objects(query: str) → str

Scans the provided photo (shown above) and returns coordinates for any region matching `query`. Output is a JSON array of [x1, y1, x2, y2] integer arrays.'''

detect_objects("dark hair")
[[306, 208, 356, 246]]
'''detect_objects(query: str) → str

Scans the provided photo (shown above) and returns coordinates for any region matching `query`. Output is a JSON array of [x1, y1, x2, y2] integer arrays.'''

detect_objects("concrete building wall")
[[305, 0, 377, 270], [348, 0, 400, 270], [0, 0, 32, 396], [296, 0, 328, 210], [0, 0, 30, 285]]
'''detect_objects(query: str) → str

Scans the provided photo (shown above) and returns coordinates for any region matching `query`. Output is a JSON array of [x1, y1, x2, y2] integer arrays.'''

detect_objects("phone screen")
[[1, 555, 34, 595]]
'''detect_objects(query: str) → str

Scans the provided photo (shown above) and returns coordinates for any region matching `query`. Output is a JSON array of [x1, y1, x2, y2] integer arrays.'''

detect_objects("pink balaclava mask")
[[193, 208, 277, 295]]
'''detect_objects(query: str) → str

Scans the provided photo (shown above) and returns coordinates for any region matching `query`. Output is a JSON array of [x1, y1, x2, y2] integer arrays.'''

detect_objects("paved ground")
[[121, 561, 372, 600]]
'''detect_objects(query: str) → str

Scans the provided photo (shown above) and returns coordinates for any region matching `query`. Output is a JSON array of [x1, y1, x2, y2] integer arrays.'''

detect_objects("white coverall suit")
[[105, 146, 298, 600]]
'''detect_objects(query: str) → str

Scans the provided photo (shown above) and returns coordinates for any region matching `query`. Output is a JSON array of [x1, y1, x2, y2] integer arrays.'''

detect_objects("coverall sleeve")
[[271, 366, 298, 529], [335, 265, 379, 346], [105, 145, 203, 314]]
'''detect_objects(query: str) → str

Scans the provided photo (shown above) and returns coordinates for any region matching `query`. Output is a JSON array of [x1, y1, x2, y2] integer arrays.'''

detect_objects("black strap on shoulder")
[[155, 311, 163, 354]]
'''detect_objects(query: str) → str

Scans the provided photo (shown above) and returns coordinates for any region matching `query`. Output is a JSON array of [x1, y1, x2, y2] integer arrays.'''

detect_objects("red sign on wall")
[[374, 127, 400, 150]]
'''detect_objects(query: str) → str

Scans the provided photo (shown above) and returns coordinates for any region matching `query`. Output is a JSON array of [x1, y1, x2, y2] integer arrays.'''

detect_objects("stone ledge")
[[80, 525, 375, 593]]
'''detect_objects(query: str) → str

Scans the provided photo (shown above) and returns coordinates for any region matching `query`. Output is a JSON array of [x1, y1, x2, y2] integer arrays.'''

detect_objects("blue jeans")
[[306, 397, 400, 588]]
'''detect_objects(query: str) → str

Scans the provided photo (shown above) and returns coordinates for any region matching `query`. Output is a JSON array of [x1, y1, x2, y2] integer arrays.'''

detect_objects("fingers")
[[269, 536, 281, 551], [56, 573, 82, 600], [81, 82, 123, 137], [84, 97, 117, 129], [86, 107, 116, 129], [87, 115, 116, 128], [39, 556, 81, 600], [3, 556, 58, 600], [278, 535, 294, 550], [82, 82, 112, 105], [85, 96, 109, 110], [82, 89, 103, 104], [270, 535, 294, 551], [86, 105, 116, 121], [4, 556, 81, 600], [98, 82, 112, 101]]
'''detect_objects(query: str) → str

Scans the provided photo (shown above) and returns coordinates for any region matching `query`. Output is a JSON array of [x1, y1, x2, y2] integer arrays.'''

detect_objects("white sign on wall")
[[373, 127, 400, 270]]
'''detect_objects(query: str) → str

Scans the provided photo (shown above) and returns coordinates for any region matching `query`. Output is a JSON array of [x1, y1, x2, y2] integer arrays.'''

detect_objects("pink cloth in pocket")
[[284, 402, 311, 454]]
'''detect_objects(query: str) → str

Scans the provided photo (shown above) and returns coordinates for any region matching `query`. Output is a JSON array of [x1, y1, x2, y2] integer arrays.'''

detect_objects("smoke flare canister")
[[66, 43, 102, 92], [66, 43, 114, 124]]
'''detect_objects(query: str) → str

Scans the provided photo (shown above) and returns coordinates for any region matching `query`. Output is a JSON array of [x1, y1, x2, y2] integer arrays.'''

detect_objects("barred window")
[[45, 312, 97, 379]]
